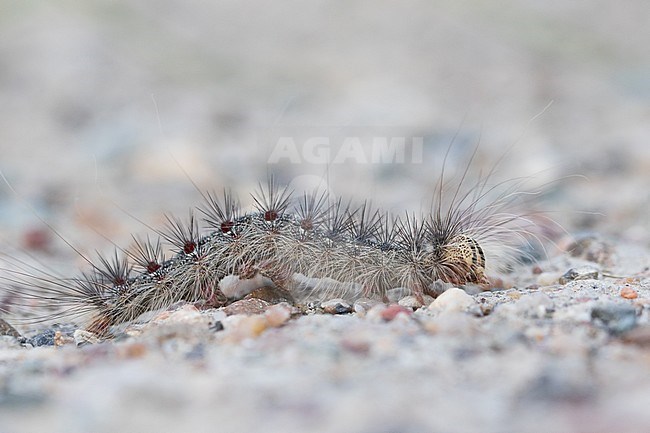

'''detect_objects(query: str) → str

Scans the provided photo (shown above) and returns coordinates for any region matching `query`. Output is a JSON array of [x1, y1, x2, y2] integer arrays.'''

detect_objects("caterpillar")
[[0, 147, 545, 338]]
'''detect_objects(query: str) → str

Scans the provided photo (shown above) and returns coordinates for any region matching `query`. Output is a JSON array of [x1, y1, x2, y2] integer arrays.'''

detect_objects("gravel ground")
[[1, 2, 649, 433], [1, 238, 649, 433]]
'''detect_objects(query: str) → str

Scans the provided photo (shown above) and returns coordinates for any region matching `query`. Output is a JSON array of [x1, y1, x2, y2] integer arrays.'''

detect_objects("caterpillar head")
[[439, 234, 488, 285]]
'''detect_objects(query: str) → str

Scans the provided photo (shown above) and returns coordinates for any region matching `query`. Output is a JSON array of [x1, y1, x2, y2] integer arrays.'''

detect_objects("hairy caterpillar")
[[0, 147, 544, 338]]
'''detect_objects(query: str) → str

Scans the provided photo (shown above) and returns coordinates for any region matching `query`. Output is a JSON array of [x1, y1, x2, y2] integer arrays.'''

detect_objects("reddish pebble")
[[380, 304, 413, 321], [620, 286, 638, 299], [532, 265, 543, 275]]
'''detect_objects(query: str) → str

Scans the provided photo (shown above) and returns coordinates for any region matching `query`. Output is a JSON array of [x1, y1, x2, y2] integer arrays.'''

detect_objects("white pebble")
[[398, 295, 423, 309], [353, 298, 382, 315], [429, 288, 477, 313], [73, 329, 100, 346], [537, 272, 561, 286]]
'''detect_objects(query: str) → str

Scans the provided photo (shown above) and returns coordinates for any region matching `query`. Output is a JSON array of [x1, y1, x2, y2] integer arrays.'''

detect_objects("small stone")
[[380, 304, 413, 321], [263, 303, 292, 327], [54, 331, 74, 347], [559, 266, 599, 285], [429, 288, 477, 314], [27, 329, 57, 347], [620, 286, 638, 299], [245, 286, 295, 305], [507, 290, 522, 300], [537, 272, 561, 286], [222, 314, 268, 341], [74, 329, 101, 346], [353, 298, 382, 314], [398, 295, 424, 309], [321, 299, 353, 315], [591, 304, 637, 335], [152, 304, 202, 323], [223, 298, 272, 316]]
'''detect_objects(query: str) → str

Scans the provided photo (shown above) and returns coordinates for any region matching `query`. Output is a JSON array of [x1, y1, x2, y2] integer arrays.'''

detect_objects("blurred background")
[[0, 0, 648, 262]]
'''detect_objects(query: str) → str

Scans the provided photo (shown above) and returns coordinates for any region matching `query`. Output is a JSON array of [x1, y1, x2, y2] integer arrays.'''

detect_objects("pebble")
[[245, 286, 295, 305], [27, 325, 76, 347], [397, 295, 424, 309], [223, 298, 272, 316], [152, 304, 203, 323], [365, 304, 413, 322], [590, 304, 637, 335], [620, 286, 638, 299], [263, 303, 293, 327], [221, 315, 269, 342], [536, 272, 561, 286], [218, 303, 294, 343], [54, 331, 75, 347], [379, 304, 413, 321], [28, 332, 52, 347], [507, 290, 522, 300], [429, 288, 477, 314], [321, 299, 353, 314], [73, 330, 101, 346], [353, 298, 383, 314], [559, 266, 600, 284]]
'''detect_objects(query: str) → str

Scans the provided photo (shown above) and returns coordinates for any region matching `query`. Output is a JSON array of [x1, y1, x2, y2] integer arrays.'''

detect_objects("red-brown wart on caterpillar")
[[0, 143, 555, 339]]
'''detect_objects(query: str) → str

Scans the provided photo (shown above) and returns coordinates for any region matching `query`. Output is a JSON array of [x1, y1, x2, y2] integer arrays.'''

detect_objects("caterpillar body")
[[0, 155, 542, 338]]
